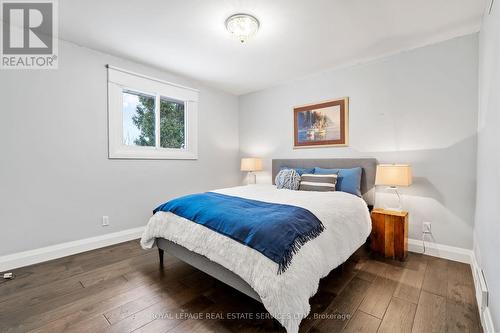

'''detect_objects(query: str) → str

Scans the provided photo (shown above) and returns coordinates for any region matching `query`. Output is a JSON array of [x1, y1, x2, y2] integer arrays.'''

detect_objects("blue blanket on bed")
[[153, 192, 325, 274]]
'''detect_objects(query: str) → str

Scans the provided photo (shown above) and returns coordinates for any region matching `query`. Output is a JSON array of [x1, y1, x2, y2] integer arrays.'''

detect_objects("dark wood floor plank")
[[123, 257, 191, 285], [166, 317, 233, 333], [393, 263, 426, 304], [448, 282, 476, 307], [411, 291, 446, 333], [61, 240, 142, 272], [399, 253, 428, 272], [0, 264, 85, 300], [358, 276, 397, 319], [300, 260, 362, 331], [299, 290, 338, 333], [104, 287, 169, 325], [446, 299, 482, 333], [377, 297, 416, 333], [447, 261, 474, 286], [0, 241, 142, 299], [104, 280, 214, 333], [341, 310, 380, 333], [0, 276, 84, 312], [196, 287, 283, 333], [321, 260, 359, 295], [421, 257, 448, 297], [77, 240, 145, 271], [28, 278, 178, 333], [381, 264, 405, 283], [299, 262, 361, 332], [311, 277, 371, 332], [104, 269, 209, 326], [447, 261, 476, 306], [78, 251, 158, 287], [2, 276, 128, 332], [132, 295, 215, 333], [30, 313, 111, 333], [356, 260, 389, 282]]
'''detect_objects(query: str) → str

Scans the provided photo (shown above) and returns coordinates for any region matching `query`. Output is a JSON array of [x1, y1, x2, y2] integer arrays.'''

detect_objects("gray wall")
[[475, 3, 500, 329], [239, 34, 478, 249], [0, 33, 482, 260], [0, 40, 240, 256]]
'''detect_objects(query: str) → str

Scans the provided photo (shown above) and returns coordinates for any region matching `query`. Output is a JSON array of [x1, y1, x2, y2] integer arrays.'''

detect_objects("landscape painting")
[[294, 97, 348, 147]]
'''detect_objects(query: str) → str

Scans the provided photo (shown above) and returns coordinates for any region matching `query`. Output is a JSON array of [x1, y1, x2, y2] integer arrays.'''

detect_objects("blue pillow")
[[314, 167, 362, 197], [280, 166, 315, 176]]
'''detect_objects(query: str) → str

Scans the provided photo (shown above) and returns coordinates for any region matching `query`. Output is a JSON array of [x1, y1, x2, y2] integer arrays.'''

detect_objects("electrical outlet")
[[423, 221, 432, 234], [102, 216, 109, 227]]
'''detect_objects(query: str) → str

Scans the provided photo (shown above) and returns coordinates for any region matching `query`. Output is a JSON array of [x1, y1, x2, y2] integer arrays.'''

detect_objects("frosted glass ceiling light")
[[225, 13, 260, 43]]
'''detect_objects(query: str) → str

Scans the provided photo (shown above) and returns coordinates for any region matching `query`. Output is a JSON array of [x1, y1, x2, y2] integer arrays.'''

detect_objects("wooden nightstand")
[[370, 208, 408, 261]]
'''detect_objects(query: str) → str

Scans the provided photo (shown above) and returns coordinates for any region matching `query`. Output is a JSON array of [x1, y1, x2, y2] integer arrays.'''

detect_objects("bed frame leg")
[[158, 248, 164, 267]]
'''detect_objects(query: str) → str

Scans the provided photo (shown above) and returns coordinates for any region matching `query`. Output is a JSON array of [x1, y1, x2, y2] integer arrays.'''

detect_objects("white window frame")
[[107, 65, 199, 159]]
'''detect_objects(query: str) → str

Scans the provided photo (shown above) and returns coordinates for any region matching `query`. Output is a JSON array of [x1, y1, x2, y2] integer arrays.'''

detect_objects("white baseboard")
[[470, 250, 496, 333], [0, 227, 145, 272], [408, 238, 473, 264], [481, 307, 496, 333]]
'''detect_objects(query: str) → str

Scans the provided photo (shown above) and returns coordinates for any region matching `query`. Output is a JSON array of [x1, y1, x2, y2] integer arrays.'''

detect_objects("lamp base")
[[247, 172, 256, 185], [384, 186, 403, 212]]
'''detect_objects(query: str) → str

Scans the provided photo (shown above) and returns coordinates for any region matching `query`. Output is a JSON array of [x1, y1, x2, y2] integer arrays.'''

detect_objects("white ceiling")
[[59, 0, 485, 95]]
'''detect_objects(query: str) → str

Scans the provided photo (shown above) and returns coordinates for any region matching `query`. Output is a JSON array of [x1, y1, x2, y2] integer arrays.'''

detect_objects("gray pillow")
[[299, 173, 338, 192], [275, 169, 301, 190]]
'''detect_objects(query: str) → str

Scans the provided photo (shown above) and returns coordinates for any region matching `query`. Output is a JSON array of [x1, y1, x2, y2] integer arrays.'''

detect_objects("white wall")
[[0, 40, 240, 256], [475, 1, 500, 329], [239, 34, 478, 250]]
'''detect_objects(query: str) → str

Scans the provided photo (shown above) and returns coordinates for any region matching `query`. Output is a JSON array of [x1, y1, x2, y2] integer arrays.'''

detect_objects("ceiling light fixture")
[[225, 13, 260, 43]]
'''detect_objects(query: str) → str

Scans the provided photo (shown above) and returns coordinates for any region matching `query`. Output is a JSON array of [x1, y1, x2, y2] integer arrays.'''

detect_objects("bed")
[[141, 158, 377, 333]]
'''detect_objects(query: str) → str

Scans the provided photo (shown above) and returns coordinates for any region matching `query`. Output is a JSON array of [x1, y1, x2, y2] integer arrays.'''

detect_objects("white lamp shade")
[[375, 164, 412, 187], [241, 158, 263, 172]]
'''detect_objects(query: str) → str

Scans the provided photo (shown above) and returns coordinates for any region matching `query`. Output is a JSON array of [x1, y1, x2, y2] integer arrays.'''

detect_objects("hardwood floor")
[[0, 240, 482, 333]]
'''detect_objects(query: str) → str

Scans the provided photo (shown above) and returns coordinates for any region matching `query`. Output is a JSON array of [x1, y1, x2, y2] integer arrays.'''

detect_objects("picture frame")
[[293, 97, 349, 148]]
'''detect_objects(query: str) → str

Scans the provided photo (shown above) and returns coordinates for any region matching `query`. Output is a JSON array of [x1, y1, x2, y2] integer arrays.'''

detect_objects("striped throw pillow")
[[299, 173, 338, 192]]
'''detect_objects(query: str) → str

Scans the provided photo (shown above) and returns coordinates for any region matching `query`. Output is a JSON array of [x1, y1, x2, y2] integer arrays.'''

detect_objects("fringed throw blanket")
[[153, 192, 324, 274]]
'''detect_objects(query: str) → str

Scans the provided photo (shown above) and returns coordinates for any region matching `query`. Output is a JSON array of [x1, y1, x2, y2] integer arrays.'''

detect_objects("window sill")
[[108, 147, 198, 160]]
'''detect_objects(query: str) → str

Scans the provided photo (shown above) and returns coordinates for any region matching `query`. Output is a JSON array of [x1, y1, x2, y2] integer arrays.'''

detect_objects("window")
[[122, 90, 156, 147], [107, 66, 198, 159], [159, 97, 185, 149]]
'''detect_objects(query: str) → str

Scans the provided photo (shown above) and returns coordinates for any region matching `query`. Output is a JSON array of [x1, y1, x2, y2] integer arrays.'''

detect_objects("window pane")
[[122, 90, 155, 147], [160, 98, 185, 149]]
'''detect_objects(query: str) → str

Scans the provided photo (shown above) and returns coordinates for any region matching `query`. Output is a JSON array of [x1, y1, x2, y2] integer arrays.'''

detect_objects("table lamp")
[[375, 164, 412, 211], [241, 158, 263, 185]]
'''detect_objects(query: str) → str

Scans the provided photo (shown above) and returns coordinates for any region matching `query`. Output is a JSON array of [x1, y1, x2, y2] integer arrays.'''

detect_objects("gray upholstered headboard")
[[272, 158, 378, 205]]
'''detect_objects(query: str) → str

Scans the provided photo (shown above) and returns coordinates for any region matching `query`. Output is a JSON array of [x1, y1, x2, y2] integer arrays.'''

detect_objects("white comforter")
[[141, 185, 371, 333]]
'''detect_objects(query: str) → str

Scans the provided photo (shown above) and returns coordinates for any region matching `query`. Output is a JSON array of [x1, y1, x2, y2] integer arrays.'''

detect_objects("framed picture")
[[293, 97, 349, 148]]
